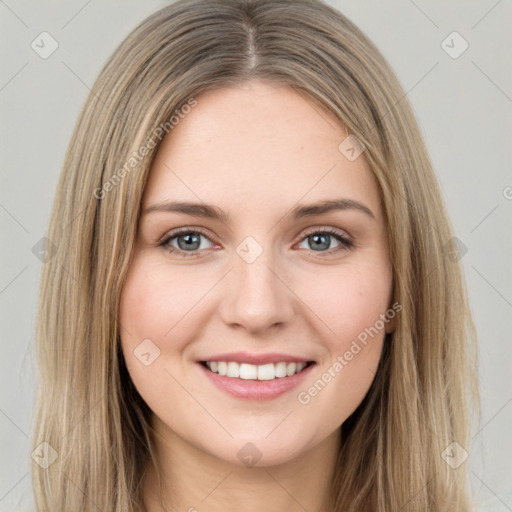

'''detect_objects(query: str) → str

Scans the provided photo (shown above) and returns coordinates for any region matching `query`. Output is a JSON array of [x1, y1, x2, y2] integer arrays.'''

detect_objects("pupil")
[[179, 233, 200, 250], [310, 234, 329, 251]]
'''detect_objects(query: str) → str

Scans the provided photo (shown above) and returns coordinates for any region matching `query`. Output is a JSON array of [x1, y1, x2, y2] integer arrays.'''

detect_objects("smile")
[[198, 355, 316, 400], [203, 361, 310, 380]]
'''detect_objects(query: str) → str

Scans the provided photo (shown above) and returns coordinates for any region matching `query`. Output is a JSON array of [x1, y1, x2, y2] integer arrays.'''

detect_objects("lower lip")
[[198, 362, 316, 401]]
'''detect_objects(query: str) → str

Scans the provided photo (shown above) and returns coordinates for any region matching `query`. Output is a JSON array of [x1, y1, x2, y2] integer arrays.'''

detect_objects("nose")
[[218, 248, 296, 335]]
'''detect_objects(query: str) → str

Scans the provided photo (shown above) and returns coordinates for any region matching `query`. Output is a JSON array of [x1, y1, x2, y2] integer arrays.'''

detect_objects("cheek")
[[119, 258, 210, 344], [292, 260, 391, 426], [118, 256, 220, 401], [118, 257, 183, 384], [118, 260, 191, 414], [296, 258, 392, 348]]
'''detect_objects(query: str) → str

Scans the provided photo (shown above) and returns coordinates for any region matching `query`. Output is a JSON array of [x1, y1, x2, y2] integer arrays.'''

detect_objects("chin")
[[204, 427, 322, 469]]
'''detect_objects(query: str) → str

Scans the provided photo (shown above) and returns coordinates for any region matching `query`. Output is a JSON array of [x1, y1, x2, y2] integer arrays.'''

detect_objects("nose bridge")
[[218, 235, 295, 333]]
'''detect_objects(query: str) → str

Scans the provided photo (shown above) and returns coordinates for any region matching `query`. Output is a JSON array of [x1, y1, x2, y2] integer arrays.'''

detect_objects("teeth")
[[227, 362, 240, 378], [286, 362, 296, 377], [274, 362, 287, 378], [257, 363, 274, 380], [240, 363, 258, 380], [205, 361, 308, 380], [217, 361, 227, 376]]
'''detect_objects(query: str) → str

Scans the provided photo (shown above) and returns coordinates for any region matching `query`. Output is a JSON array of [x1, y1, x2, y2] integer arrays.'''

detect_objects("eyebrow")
[[143, 198, 375, 223]]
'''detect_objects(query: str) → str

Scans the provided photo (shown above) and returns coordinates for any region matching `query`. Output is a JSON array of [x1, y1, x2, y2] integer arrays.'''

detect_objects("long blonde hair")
[[32, 0, 478, 510]]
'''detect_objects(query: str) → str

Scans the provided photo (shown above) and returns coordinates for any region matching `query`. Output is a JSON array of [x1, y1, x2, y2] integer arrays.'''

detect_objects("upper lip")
[[199, 352, 314, 365]]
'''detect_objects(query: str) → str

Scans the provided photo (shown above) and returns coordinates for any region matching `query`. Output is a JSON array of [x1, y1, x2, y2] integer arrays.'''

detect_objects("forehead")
[[142, 80, 382, 220]]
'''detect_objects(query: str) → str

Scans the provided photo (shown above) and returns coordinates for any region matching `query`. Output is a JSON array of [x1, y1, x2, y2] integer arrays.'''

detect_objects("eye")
[[159, 228, 216, 257], [159, 227, 353, 257], [296, 228, 353, 255]]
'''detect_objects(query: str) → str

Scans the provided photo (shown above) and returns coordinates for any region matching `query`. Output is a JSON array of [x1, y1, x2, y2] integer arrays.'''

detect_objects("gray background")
[[1, 1, 511, 510]]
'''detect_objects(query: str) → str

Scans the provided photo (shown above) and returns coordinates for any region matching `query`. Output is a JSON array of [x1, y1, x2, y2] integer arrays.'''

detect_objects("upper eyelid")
[[158, 226, 213, 245], [301, 226, 351, 239]]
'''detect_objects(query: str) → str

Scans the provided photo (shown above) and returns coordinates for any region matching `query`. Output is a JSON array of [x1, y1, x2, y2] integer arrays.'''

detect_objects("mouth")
[[197, 354, 317, 400], [200, 360, 314, 380]]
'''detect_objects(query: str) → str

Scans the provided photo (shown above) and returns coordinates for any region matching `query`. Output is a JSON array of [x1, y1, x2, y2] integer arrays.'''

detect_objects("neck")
[[142, 416, 341, 512]]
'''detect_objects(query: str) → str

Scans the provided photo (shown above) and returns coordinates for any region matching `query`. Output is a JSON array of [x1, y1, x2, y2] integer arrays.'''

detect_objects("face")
[[119, 79, 394, 467]]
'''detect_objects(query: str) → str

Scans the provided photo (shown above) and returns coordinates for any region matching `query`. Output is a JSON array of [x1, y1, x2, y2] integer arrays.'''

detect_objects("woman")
[[32, 0, 478, 510]]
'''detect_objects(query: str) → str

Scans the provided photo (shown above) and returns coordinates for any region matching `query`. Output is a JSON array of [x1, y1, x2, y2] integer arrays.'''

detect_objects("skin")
[[119, 79, 394, 512]]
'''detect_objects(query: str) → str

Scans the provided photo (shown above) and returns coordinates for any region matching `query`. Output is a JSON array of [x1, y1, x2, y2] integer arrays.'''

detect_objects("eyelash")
[[158, 227, 354, 258]]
